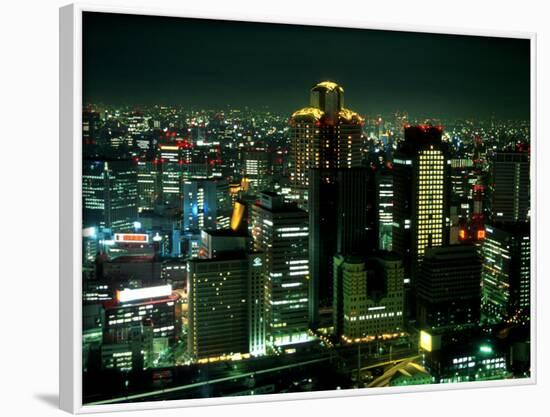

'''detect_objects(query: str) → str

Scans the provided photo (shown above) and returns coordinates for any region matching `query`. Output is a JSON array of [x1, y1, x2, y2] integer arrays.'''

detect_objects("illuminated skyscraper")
[[333, 252, 404, 343], [182, 179, 232, 232], [82, 159, 138, 233], [187, 251, 267, 359], [289, 81, 364, 206], [488, 151, 530, 223], [251, 192, 310, 347], [376, 167, 394, 251], [242, 148, 270, 193], [392, 125, 449, 320], [481, 223, 530, 324], [136, 160, 160, 212], [157, 142, 192, 208]]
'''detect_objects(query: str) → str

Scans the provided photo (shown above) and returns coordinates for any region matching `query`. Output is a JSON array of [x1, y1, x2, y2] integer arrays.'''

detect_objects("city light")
[[117, 285, 173, 303]]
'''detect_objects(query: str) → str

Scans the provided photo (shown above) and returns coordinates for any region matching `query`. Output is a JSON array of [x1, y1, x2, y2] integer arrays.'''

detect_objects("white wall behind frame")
[[0, 0, 547, 416]]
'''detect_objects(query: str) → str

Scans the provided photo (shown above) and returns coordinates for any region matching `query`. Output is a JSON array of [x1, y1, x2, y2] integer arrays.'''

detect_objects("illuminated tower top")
[[291, 81, 363, 124]]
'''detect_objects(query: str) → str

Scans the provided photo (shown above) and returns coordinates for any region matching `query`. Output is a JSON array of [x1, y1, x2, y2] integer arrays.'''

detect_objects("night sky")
[[83, 12, 530, 119]]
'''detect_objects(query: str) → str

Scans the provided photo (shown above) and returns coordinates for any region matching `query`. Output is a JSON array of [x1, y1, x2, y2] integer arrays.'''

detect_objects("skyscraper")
[[376, 167, 394, 251], [182, 179, 231, 232], [333, 252, 404, 343], [187, 251, 267, 359], [82, 159, 138, 233], [242, 148, 271, 193], [392, 125, 449, 320], [251, 192, 310, 347], [289, 81, 363, 206], [416, 245, 482, 331], [489, 151, 530, 223], [481, 223, 530, 324], [136, 160, 160, 212], [308, 167, 376, 328]]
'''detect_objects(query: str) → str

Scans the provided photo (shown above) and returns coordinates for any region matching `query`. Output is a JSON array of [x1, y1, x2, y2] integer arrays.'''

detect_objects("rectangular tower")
[[417, 244, 482, 331], [392, 125, 450, 320], [481, 223, 530, 324], [251, 192, 310, 347], [489, 151, 530, 223]]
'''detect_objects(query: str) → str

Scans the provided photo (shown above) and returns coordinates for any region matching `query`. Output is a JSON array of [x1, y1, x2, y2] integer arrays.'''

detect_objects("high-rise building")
[[376, 167, 394, 251], [242, 148, 270, 193], [333, 252, 404, 343], [157, 142, 193, 208], [136, 160, 160, 212], [308, 167, 376, 328], [187, 251, 267, 359], [488, 151, 530, 223], [416, 245, 482, 331], [82, 160, 138, 233], [481, 223, 530, 324], [289, 81, 364, 206], [392, 125, 449, 319], [251, 192, 311, 347], [182, 179, 231, 232]]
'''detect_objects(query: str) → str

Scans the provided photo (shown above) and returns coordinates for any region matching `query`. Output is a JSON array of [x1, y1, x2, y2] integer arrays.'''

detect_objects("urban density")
[[81, 13, 531, 405]]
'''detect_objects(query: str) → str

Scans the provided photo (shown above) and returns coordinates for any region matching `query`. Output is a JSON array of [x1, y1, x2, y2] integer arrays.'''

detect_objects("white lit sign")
[[83, 227, 96, 238], [117, 285, 172, 303], [253, 257, 263, 267]]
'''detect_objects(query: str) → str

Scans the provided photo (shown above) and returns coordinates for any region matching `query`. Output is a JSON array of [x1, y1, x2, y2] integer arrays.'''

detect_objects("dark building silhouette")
[[488, 151, 530, 223], [416, 244, 482, 331], [309, 167, 376, 328]]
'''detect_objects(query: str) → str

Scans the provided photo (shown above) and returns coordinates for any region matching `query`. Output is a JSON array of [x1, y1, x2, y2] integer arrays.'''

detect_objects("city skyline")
[[83, 12, 530, 119], [81, 12, 531, 406]]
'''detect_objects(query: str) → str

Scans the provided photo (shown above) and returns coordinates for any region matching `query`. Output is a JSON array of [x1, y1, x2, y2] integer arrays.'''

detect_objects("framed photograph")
[[59, 3, 536, 413]]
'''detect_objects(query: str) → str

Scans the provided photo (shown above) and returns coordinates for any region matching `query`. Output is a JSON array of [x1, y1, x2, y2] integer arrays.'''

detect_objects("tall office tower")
[[458, 180, 487, 243], [376, 167, 394, 251], [449, 158, 475, 243], [136, 160, 160, 212], [481, 223, 530, 324], [187, 251, 267, 359], [157, 143, 192, 208], [450, 158, 475, 203], [215, 180, 233, 229], [309, 167, 376, 328], [392, 125, 449, 320], [182, 179, 231, 232], [416, 245, 482, 331], [82, 160, 138, 233], [332, 252, 404, 343], [250, 192, 310, 347], [242, 148, 270, 193], [289, 81, 364, 206], [470, 181, 486, 241], [489, 151, 530, 223]]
